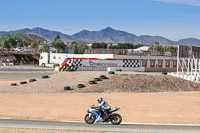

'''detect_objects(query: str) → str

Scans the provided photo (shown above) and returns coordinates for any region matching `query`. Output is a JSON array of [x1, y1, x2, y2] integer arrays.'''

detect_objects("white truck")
[[39, 52, 114, 67]]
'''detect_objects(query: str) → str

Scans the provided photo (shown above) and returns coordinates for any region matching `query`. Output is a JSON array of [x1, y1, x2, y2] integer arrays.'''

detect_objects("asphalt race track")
[[0, 119, 200, 133]]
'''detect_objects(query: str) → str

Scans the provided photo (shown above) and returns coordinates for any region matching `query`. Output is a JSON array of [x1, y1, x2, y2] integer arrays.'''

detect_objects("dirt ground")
[[0, 71, 200, 124], [0, 92, 200, 124]]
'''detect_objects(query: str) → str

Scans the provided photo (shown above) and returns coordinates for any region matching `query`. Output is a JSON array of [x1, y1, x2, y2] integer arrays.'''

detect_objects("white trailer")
[[59, 57, 141, 71], [39, 52, 114, 67]]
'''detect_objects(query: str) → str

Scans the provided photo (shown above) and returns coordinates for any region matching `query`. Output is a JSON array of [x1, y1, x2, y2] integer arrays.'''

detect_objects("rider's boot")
[[104, 113, 109, 121], [101, 114, 109, 122], [95, 115, 103, 123]]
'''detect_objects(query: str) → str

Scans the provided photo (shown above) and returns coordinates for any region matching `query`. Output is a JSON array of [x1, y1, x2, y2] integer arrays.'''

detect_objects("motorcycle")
[[84, 105, 122, 125]]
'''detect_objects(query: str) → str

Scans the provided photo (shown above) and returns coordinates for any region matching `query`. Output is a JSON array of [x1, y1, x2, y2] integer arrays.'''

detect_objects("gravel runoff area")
[[0, 71, 200, 93]]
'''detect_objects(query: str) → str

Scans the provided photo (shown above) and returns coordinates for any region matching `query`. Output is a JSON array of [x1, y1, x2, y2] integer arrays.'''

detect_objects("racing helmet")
[[98, 97, 103, 103]]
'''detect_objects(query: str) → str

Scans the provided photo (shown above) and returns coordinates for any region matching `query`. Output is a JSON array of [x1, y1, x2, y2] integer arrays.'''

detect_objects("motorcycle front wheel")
[[84, 114, 96, 124], [110, 113, 122, 125]]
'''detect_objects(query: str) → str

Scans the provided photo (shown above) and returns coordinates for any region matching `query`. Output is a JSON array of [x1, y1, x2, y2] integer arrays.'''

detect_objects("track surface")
[[0, 72, 53, 80], [0, 119, 200, 133]]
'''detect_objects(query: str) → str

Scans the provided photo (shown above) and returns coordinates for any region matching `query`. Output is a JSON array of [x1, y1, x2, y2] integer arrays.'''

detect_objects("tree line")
[[0, 31, 47, 51], [40, 34, 66, 52], [91, 42, 145, 49], [91, 42, 177, 52], [148, 42, 177, 52], [0, 32, 30, 50], [0, 32, 87, 54], [0, 32, 67, 53]]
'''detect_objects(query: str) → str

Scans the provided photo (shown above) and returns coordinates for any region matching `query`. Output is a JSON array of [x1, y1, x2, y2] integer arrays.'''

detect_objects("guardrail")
[[76, 66, 145, 72], [77, 66, 108, 71]]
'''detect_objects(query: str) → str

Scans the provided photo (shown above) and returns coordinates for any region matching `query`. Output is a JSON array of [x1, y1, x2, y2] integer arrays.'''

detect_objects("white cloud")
[[154, 0, 200, 6]]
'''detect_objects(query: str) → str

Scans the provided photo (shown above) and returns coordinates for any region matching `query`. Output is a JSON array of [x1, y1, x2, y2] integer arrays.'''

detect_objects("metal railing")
[[77, 66, 108, 71]]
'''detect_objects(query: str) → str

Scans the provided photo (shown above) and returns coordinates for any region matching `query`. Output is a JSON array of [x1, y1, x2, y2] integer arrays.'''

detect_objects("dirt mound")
[[78, 74, 200, 93], [1, 72, 200, 94]]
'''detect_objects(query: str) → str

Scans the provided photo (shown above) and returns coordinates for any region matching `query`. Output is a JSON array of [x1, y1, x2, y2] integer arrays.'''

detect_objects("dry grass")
[[0, 127, 153, 133]]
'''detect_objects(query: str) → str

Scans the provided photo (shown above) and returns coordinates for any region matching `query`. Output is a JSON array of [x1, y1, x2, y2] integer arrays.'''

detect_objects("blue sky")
[[0, 0, 200, 41]]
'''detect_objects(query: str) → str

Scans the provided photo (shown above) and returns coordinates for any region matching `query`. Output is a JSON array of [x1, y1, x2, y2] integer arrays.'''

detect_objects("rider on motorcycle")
[[96, 97, 111, 122]]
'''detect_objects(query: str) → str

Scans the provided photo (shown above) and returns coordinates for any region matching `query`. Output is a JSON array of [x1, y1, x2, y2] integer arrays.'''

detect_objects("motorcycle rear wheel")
[[110, 113, 122, 125], [84, 114, 96, 124]]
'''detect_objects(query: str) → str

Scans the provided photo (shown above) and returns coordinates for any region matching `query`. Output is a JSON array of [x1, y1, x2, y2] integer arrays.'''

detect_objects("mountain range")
[[1, 27, 200, 46]]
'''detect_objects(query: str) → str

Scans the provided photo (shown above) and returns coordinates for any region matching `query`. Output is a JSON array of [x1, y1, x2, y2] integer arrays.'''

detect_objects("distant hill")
[[72, 27, 140, 44], [0, 27, 200, 45], [0, 27, 73, 41], [138, 35, 177, 45], [177, 38, 200, 46]]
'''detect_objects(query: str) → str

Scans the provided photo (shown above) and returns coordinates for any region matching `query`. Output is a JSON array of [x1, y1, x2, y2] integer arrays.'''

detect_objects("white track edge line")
[[60, 120, 200, 126]]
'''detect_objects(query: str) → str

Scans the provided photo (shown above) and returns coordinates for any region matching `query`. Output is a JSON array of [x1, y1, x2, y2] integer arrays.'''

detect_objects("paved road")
[[0, 119, 200, 133], [0, 72, 54, 80], [0, 66, 54, 72]]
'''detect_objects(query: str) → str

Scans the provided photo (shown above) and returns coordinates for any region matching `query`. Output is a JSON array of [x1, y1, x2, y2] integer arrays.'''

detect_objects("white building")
[[132, 46, 149, 53]]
